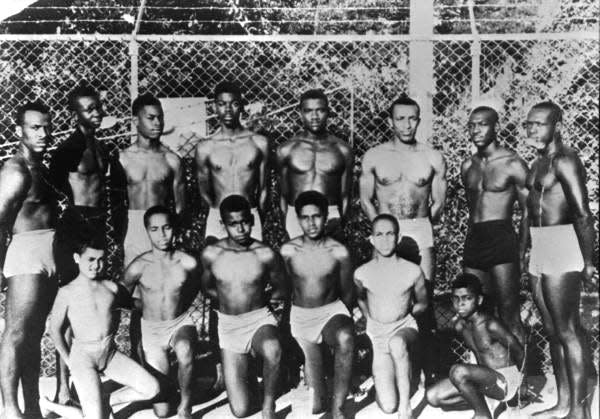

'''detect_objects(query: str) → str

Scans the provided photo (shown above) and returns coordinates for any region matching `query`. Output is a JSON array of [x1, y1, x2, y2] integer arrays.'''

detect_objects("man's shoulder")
[[327, 237, 349, 258], [354, 259, 374, 278], [553, 146, 583, 169], [252, 241, 276, 259], [201, 243, 224, 261], [0, 157, 28, 179], [280, 238, 302, 256], [398, 257, 422, 274], [101, 280, 118, 294], [175, 250, 197, 269]]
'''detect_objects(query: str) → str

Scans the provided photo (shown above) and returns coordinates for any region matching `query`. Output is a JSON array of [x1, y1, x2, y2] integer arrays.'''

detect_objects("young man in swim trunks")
[[121, 206, 200, 419], [426, 274, 524, 419], [276, 89, 354, 240], [0, 101, 58, 419], [280, 190, 354, 419], [525, 101, 596, 419], [42, 235, 160, 419], [355, 214, 428, 419], [461, 106, 528, 345], [200, 195, 285, 419]]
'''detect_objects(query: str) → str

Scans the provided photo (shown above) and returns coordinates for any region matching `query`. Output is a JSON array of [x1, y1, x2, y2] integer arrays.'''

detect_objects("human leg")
[[221, 350, 254, 417], [389, 329, 419, 419], [54, 327, 74, 404], [104, 351, 161, 407], [138, 344, 171, 417], [251, 325, 282, 419], [489, 263, 526, 345], [426, 377, 466, 409], [69, 360, 106, 419], [448, 363, 507, 419], [322, 314, 354, 419], [172, 325, 198, 418], [39, 396, 84, 419], [295, 338, 327, 414], [371, 349, 398, 413]]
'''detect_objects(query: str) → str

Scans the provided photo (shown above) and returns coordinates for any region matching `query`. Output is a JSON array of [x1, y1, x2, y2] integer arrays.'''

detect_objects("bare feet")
[[398, 407, 413, 419], [262, 403, 276, 419], [177, 408, 192, 419], [531, 404, 570, 418]]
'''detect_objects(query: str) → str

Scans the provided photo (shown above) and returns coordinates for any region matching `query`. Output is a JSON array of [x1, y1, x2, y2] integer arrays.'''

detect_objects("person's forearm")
[[360, 199, 378, 221], [573, 214, 596, 266], [412, 302, 428, 317], [518, 217, 529, 264], [430, 201, 444, 223], [356, 298, 370, 318]]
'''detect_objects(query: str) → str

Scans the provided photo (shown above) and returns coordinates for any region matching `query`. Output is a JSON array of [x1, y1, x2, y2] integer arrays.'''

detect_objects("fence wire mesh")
[[0, 35, 597, 377]]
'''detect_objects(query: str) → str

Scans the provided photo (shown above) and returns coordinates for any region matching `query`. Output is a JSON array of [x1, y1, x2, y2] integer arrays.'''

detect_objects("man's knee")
[[173, 339, 194, 365], [389, 335, 409, 359], [335, 327, 354, 353], [377, 398, 398, 414], [555, 322, 579, 343], [426, 387, 441, 407], [229, 400, 252, 418], [261, 339, 282, 365], [449, 364, 469, 386], [1, 326, 27, 347], [142, 377, 161, 401]]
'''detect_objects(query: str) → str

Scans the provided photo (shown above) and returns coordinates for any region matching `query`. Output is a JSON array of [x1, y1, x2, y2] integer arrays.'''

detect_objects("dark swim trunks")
[[463, 219, 519, 271]]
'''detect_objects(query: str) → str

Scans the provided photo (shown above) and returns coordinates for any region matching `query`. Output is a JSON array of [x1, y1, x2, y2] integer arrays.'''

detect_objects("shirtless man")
[[41, 235, 160, 419], [119, 94, 184, 267], [426, 274, 524, 419], [121, 206, 199, 419], [355, 214, 428, 419], [280, 191, 354, 418], [195, 81, 269, 242], [200, 195, 285, 418], [524, 101, 596, 419], [0, 101, 57, 419], [360, 94, 447, 384], [277, 89, 354, 240], [461, 106, 528, 345]]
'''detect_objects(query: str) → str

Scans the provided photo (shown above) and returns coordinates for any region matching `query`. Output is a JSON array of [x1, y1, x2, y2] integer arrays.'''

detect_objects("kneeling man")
[[121, 206, 200, 419], [280, 190, 354, 419], [201, 195, 285, 418], [355, 214, 428, 419]]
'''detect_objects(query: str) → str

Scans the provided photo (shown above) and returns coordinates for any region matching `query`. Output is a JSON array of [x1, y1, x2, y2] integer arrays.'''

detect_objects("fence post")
[[409, 0, 434, 142], [129, 38, 139, 143], [471, 40, 481, 102], [349, 84, 355, 148]]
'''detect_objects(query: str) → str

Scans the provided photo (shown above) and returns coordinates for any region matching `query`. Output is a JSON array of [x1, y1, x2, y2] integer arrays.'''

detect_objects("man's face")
[[135, 104, 164, 140], [298, 204, 326, 239], [468, 111, 496, 149], [524, 107, 557, 151], [146, 213, 174, 251], [74, 247, 105, 280], [222, 210, 253, 246], [215, 92, 242, 128], [74, 96, 103, 129], [390, 104, 420, 143], [370, 219, 398, 257], [17, 110, 51, 154], [451, 287, 480, 319], [300, 98, 329, 135]]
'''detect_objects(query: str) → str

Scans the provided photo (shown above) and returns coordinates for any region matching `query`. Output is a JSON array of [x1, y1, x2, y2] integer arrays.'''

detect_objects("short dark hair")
[[294, 190, 329, 217], [531, 101, 563, 124], [299, 89, 328, 108], [471, 106, 499, 124], [67, 83, 99, 111], [143, 205, 174, 229], [214, 81, 242, 101], [219, 194, 251, 219], [372, 214, 399, 235], [73, 233, 106, 255], [132, 93, 162, 115], [15, 100, 50, 127], [388, 93, 420, 118], [451, 273, 483, 296]]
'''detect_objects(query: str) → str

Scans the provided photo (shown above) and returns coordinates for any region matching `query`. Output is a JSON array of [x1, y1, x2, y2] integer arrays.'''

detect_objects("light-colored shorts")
[[396, 217, 434, 249], [124, 210, 152, 267], [494, 365, 522, 402], [3, 229, 56, 278], [366, 313, 418, 354], [141, 310, 197, 353], [70, 335, 116, 373], [290, 299, 351, 344], [529, 224, 584, 276], [286, 205, 341, 239], [205, 206, 262, 241], [217, 306, 277, 354]]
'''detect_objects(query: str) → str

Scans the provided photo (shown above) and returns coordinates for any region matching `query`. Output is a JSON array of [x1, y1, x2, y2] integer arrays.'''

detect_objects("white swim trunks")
[[494, 365, 522, 402], [529, 224, 584, 276], [396, 217, 434, 249], [123, 210, 152, 267], [205, 206, 262, 241], [290, 299, 351, 344], [217, 306, 278, 354], [286, 205, 341, 239], [366, 314, 419, 354], [3, 229, 56, 278], [141, 310, 197, 353]]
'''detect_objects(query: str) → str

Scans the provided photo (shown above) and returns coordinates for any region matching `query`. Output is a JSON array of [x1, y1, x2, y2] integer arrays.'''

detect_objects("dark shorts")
[[463, 219, 518, 271]]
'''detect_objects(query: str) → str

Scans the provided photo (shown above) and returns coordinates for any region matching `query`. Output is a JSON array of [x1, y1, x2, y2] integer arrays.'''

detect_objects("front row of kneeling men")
[[40, 192, 524, 419]]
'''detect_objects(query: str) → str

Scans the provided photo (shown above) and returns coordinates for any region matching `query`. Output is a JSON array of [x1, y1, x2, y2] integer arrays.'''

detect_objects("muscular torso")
[[65, 280, 119, 341], [281, 238, 342, 308], [69, 141, 106, 207], [205, 134, 264, 207], [370, 143, 434, 219], [282, 135, 348, 206], [463, 153, 519, 223], [135, 251, 196, 321], [458, 316, 513, 370], [120, 145, 174, 209], [526, 153, 572, 226], [208, 243, 271, 314]]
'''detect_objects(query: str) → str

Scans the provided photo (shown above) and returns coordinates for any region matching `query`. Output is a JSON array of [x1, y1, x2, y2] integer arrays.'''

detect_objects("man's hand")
[[582, 263, 597, 288]]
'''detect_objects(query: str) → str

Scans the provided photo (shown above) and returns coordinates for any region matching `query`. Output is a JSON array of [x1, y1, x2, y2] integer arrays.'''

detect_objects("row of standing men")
[[0, 81, 596, 419]]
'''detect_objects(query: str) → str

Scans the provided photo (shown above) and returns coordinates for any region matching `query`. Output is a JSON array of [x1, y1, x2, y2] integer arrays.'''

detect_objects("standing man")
[[121, 206, 199, 419], [525, 101, 596, 419], [119, 94, 185, 267], [0, 101, 57, 419], [194, 81, 269, 242], [461, 106, 528, 345], [359, 94, 447, 384], [277, 89, 354, 240], [280, 191, 354, 419], [200, 195, 285, 419]]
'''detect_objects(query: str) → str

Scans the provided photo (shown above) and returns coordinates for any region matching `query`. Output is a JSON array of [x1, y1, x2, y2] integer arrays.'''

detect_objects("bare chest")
[[212, 252, 265, 285], [465, 161, 513, 193], [139, 262, 188, 293], [374, 152, 432, 187], [125, 153, 172, 184], [287, 249, 338, 279], [527, 159, 559, 193], [210, 142, 261, 172], [76, 146, 106, 176], [70, 286, 115, 316], [288, 143, 345, 175]]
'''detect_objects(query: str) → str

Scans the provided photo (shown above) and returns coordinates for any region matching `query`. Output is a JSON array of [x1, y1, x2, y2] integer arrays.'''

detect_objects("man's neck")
[[465, 310, 485, 326], [542, 136, 563, 157], [374, 253, 398, 265], [303, 129, 328, 142], [17, 144, 41, 166], [77, 123, 96, 142], [137, 135, 160, 150], [301, 234, 327, 248], [393, 137, 418, 148], [151, 247, 174, 260], [476, 140, 499, 159], [220, 124, 243, 138], [226, 237, 253, 250]]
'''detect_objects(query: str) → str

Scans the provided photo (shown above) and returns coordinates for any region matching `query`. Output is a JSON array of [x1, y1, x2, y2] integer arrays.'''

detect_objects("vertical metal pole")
[[471, 40, 481, 102], [349, 84, 355, 148], [129, 39, 139, 143]]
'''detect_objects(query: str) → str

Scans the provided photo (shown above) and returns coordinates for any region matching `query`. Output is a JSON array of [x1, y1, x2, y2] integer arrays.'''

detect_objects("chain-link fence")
[[0, 33, 598, 377]]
